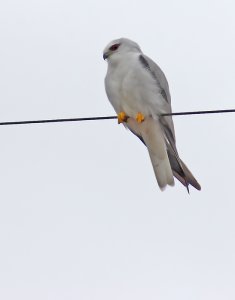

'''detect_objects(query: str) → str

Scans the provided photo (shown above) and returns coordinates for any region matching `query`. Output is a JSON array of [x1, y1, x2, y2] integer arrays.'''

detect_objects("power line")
[[0, 116, 117, 126], [0, 108, 235, 126], [162, 108, 235, 116]]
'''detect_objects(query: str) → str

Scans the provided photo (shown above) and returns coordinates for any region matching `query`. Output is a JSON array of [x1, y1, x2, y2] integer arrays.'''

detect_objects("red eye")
[[109, 43, 120, 51]]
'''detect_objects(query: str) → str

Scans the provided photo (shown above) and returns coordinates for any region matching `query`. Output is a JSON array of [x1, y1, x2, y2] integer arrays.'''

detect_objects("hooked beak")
[[103, 52, 109, 60]]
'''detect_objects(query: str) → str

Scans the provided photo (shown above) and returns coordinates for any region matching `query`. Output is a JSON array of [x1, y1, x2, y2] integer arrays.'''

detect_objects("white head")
[[103, 38, 142, 61]]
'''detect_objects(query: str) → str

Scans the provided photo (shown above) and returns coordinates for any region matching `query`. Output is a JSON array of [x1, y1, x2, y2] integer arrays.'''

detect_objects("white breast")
[[105, 52, 167, 118]]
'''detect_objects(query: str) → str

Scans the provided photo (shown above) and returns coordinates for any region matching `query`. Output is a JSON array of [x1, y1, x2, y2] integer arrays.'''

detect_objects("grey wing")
[[139, 54, 201, 191], [139, 54, 172, 104], [138, 54, 176, 141]]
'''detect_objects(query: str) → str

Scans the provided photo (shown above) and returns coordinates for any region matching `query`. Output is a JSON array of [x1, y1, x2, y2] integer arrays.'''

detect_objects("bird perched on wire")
[[103, 38, 201, 192]]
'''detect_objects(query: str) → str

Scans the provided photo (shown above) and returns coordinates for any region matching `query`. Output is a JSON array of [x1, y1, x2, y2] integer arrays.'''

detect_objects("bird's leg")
[[135, 112, 145, 123], [117, 112, 128, 124]]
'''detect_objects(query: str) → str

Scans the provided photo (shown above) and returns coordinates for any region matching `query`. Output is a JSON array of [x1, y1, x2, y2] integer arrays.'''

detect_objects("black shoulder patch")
[[139, 54, 168, 102], [139, 54, 150, 69]]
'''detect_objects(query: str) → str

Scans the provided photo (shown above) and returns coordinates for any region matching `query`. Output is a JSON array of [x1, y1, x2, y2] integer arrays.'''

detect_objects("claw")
[[136, 112, 145, 123], [117, 112, 128, 124]]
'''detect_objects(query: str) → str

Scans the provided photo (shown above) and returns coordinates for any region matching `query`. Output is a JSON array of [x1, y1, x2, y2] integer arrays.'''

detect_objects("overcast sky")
[[0, 0, 235, 299]]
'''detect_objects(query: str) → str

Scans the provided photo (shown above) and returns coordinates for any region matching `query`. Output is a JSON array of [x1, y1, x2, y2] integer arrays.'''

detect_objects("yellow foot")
[[117, 112, 128, 124], [136, 112, 145, 123]]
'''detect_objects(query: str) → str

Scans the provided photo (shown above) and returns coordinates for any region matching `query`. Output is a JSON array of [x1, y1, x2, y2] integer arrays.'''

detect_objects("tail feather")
[[167, 149, 201, 191], [149, 151, 175, 190], [126, 117, 200, 191], [127, 117, 174, 190], [160, 117, 201, 191]]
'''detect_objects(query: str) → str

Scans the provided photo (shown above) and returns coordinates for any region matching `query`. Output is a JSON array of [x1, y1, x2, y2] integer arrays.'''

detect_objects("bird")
[[103, 38, 201, 192]]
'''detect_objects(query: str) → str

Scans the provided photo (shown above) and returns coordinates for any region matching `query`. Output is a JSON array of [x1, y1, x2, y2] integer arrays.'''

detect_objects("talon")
[[118, 112, 128, 124], [136, 112, 145, 123]]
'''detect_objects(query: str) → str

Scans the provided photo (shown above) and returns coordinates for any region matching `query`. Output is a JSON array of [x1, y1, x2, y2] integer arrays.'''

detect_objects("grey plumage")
[[103, 38, 201, 191], [139, 55, 169, 103], [138, 53, 201, 191]]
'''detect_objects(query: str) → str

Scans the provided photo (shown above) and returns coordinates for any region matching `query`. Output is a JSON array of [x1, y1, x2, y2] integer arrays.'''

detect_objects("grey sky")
[[0, 0, 235, 299]]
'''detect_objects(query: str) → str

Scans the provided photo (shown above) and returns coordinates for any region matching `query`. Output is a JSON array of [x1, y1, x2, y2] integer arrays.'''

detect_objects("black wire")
[[0, 109, 234, 126], [0, 116, 117, 126], [162, 108, 235, 116]]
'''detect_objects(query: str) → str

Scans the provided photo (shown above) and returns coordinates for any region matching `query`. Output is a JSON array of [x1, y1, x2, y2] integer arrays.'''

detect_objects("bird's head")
[[103, 38, 142, 61]]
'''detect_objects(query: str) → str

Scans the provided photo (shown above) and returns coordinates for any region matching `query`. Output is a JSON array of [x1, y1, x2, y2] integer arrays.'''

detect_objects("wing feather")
[[139, 54, 171, 104]]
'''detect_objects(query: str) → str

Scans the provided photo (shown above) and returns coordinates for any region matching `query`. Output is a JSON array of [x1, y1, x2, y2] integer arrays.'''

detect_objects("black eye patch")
[[109, 43, 120, 51]]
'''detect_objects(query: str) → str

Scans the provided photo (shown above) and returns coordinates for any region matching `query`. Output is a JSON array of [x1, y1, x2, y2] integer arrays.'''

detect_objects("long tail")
[[159, 116, 201, 192], [127, 117, 174, 190], [167, 148, 201, 191], [127, 116, 201, 191]]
